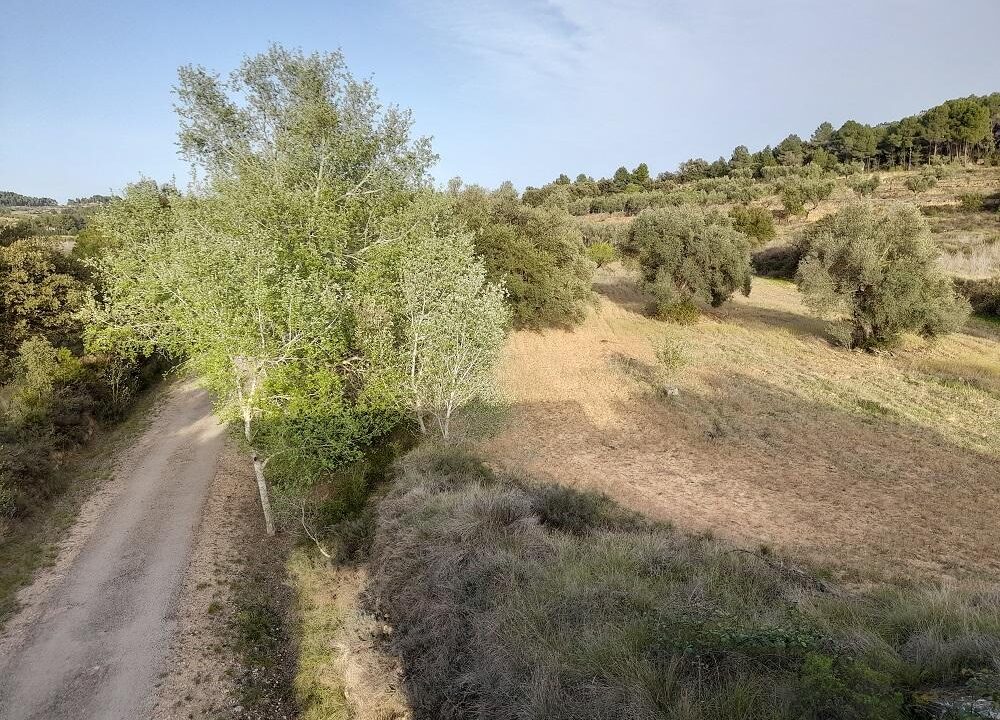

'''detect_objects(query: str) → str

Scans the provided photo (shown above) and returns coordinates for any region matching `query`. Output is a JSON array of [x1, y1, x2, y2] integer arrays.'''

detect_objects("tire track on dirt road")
[[0, 382, 226, 720]]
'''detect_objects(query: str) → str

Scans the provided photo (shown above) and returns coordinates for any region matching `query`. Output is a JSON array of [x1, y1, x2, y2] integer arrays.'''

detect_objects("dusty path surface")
[[0, 381, 226, 720]]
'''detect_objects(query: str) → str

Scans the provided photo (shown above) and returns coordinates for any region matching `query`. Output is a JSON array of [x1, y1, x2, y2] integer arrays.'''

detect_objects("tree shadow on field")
[[592, 274, 650, 315], [593, 270, 841, 344], [486, 368, 1000, 584], [706, 300, 841, 344]]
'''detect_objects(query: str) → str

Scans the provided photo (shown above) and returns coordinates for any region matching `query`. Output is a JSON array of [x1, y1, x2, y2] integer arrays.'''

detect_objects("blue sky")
[[2, 0, 999, 201]]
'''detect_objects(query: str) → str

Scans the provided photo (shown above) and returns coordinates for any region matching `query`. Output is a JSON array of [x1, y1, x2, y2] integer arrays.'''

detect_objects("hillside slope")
[[478, 265, 1000, 583]]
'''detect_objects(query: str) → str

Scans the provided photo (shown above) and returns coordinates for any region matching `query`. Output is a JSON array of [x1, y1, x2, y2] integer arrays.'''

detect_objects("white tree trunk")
[[253, 454, 276, 536], [239, 398, 275, 537]]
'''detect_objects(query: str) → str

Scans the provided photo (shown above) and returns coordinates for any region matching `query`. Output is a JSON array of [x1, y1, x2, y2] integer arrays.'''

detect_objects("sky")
[[1, 0, 999, 202]]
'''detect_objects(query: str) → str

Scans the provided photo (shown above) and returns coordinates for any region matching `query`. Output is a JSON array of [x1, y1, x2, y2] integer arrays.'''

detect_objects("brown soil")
[[0, 381, 226, 720], [479, 267, 1000, 584], [150, 438, 268, 720]]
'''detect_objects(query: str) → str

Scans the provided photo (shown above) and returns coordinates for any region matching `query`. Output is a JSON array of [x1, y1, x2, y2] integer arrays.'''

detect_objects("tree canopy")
[[452, 184, 594, 329], [90, 46, 508, 533], [631, 207, 752, 318], [796, 203, 969, 349]]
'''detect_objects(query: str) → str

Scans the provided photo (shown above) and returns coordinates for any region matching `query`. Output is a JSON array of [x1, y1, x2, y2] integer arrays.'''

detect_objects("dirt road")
[[0, 382, 226, 720]]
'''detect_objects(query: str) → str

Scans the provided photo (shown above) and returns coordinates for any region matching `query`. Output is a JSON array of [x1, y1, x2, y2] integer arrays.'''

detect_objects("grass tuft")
[[369, 445, 1000, 720]]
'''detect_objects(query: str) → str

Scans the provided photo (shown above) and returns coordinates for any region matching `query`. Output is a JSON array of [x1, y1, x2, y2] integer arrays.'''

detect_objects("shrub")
[[904, 173, 937, 196], [752, 244, 803, 279], [5, 337, 84, 427], [585, 241, 616, 267], [631, 206, 752, 317], [847, 174, 880, 197], [953, 276, 1000, 316], [454, 187, 594, 329], [655, 335, 687, 374], [959, 193, 985, 211], [0, 239, 89, 371], [652, 298, 700, 324], [369, 446, 1000, 720], [0, 479, 15, 527], [796, 203, 970, 349], [729, 205, 775, 246], [0, 433, 59, 519], [0, 220, 32, 246]]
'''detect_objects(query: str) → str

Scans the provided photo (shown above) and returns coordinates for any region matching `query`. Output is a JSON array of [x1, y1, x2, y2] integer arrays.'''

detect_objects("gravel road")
[[0, 382, 225, 720]]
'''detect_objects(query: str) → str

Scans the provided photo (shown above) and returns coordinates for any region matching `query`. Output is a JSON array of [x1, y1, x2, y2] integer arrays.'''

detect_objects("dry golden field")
[[478, 264, 1000, 585]]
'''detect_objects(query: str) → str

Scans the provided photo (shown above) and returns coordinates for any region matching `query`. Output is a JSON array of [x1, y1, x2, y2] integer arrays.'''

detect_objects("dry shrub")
[[368, 446, 1000, 720], [953, 276, 1000, 316], [752, 244, 803, 279]]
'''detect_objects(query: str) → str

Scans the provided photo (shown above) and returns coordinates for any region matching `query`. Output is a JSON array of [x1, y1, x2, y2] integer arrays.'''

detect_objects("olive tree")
[[796, 203, 969, 349], [631, 207, 752, 319], [780, 177, 835, 218], [729, 205, 775, 246]]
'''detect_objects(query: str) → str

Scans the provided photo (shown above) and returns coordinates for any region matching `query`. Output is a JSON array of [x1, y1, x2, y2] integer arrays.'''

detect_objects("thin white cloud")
[[405, 0, 707, 100]]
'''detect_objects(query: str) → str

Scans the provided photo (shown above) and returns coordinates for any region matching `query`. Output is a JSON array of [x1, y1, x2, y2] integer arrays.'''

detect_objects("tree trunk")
[[253, 454, 276, 536], [241, 406, 275, 537]]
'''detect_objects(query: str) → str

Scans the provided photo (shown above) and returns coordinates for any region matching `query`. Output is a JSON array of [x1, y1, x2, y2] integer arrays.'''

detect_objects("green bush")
[[904, 173, 937, 196], [454, 187, 594, 329], [653, 299, 701, 324], [953, 276, 1000, 316], [5, 337, 84, 427], [585, 241, 616, 267], [369, 446, 1000, 720], [729, 205, 775, 246], [959, 193, 985, 211], [655, 335, 687, 374], [631, 206, 752, 315], [0, 239, 89, 373], [0, 220, 32, 246], [847, 174, 880, 197], [796, 203, 970, 348]]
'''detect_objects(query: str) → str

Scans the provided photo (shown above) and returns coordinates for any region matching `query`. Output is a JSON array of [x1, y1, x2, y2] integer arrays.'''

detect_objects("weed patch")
[[369, 445, 1000, 720]]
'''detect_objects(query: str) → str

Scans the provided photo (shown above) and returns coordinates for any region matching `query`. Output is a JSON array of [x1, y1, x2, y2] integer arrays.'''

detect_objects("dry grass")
[[289, 552, 410, 720], [476, 264, 1000, 583], [369, 445, 1000, 720], [938, 239, 1000, 279]]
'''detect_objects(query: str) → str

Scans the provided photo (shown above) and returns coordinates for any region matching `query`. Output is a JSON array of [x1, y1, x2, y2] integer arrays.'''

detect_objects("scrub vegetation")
[[4, 43, 1000, 718]]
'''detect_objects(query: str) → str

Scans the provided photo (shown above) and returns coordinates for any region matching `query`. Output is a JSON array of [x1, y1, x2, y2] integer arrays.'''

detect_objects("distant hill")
[[0, 191, 58, 207], [525, 92, 1000, 200], [68, 195, 112, 206]]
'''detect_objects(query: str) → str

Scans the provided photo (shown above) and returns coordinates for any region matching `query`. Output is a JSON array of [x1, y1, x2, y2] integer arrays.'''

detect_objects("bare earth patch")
[[151, 438, 265, 720], [0, 381, 225, 720], [479, 265, 1000, 584]]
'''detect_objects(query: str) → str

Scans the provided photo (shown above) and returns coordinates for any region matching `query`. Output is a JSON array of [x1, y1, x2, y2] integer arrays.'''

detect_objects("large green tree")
[[90, 47, 439, 534], [0, 239, 88, 373], [631, 207, 752, 317], [796, 203, 969, 349], [453, 185, 594, 329]]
